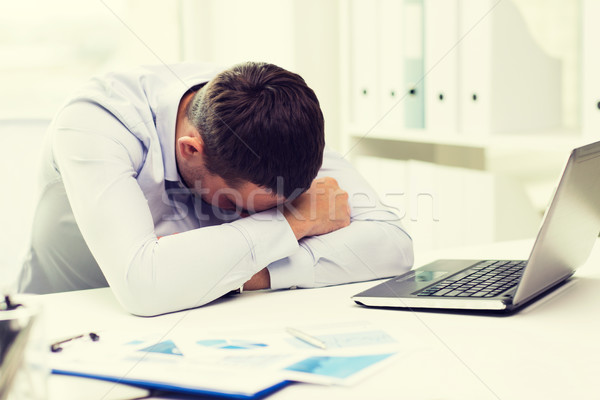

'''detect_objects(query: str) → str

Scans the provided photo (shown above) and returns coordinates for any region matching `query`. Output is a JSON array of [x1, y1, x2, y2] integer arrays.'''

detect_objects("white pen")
[[285, 327, 327, 349]]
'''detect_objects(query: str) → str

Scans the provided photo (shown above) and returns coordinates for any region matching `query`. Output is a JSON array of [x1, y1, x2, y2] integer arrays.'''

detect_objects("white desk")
[[40, 240, 600, 400]]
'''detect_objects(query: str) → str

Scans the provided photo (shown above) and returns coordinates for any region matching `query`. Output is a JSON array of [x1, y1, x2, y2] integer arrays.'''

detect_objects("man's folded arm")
[[52, 109, 299, 317], [124, 209, 298, 316], [268, 216, 413, 289], [267, 149, 414, 289]]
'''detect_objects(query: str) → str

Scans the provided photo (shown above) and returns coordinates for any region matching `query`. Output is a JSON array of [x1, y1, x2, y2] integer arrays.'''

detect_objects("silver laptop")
[[353, 140, 600, 313]]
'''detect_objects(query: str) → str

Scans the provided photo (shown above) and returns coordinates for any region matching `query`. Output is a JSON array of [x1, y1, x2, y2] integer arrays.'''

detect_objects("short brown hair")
[[186, 62, 325, 199]]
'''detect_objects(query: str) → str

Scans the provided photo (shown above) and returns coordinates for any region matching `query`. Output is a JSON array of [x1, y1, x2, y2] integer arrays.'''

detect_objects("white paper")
[[49, 321, 403, 391]]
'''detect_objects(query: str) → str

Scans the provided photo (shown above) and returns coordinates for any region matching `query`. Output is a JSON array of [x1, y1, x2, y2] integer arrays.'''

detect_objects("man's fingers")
[[313, 176, 339, 188]]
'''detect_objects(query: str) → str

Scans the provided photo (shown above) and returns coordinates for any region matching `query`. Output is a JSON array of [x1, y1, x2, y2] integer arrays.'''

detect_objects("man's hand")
[[243, 267, 271, 290], [283, 177, 351, 241]]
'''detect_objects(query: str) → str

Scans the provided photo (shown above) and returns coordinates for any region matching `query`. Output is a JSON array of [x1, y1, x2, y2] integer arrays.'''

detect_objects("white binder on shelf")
[[403, 0, 425, 129], [377, 0, 404, 131], [424, 0, 459, 135], [458, 0, 562, 136], [350, 0, 380, 131], [582, 0, 600, 140], [458, 0, 492, 136]]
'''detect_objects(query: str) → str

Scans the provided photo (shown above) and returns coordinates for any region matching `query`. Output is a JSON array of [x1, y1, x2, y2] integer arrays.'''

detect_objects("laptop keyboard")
[[415, 260, 526, 298]]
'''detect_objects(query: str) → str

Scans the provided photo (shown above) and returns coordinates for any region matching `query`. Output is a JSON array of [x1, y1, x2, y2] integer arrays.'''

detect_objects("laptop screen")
[[514, 141, 600, 305]]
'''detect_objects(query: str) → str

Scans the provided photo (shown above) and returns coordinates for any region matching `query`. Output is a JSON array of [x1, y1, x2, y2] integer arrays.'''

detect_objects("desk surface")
[[40, 240, 600, 400]]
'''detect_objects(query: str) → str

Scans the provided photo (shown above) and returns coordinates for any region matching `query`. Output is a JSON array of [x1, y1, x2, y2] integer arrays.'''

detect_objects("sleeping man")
[[18, 61, 413, 316]]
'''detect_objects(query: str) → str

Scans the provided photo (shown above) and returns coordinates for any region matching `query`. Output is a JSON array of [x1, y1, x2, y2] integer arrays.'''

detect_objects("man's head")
[[183, 62, 325, 211]]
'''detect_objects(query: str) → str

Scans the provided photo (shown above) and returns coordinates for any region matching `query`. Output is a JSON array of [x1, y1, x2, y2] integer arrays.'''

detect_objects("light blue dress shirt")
[[19, 62, 413, 316]]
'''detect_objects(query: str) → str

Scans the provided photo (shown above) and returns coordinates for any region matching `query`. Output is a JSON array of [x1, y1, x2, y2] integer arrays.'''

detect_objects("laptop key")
[[444, 290, 463, 297]]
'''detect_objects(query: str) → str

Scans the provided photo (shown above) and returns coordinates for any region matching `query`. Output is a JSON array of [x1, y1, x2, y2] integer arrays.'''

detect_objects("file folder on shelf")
[[457, 0, 562, 135], [350, 0, 379, 130], [424, 0, 459, 134], [378, 0, 404, 131], [582, 0, 600, 140], [403, 0, 425, 129]]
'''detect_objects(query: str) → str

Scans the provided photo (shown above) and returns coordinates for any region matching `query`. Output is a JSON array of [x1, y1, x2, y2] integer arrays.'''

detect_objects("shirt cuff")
[[267, 245, 315, 289], [230, 208, 299, 269]]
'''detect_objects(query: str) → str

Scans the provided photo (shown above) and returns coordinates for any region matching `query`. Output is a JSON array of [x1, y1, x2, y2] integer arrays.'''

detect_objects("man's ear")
[[177, 135, 204, 163]]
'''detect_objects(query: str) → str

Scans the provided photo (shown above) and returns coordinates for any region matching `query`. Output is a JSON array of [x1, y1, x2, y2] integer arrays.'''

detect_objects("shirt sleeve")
[[52, 102, 299, 316], [267, 148, 414, 289]]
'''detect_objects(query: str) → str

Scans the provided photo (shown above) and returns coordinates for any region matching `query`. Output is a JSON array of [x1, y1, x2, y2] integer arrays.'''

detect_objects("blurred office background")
[[0, 0, 593, 284]]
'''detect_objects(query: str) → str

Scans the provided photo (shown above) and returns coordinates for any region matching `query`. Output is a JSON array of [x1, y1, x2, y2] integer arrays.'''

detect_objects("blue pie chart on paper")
[[196, 339, 268, 350], [138, 340, 183, 356]]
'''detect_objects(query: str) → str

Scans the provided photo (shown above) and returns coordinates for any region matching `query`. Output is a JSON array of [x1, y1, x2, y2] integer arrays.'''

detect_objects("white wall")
[[180, 0, 342, 150], [0, 121, 47, 291], [0, 0, 182, 120]]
